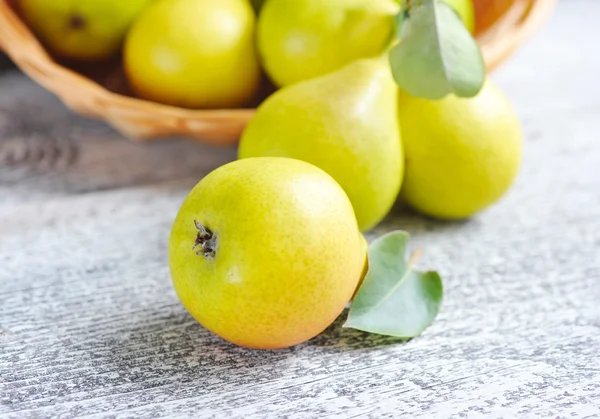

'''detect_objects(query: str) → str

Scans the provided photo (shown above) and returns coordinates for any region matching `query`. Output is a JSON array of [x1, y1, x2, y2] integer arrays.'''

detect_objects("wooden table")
[[1, 1, 599, 417]]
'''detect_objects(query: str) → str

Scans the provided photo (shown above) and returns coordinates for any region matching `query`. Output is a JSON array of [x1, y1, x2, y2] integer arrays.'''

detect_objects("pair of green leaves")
[[344, 232, 443, 338], [390, 0, 485, 99]]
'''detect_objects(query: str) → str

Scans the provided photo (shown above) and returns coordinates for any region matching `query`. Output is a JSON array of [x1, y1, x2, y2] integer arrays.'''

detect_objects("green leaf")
[[344, 231, 443, 338], [389, 0, 485, 99]]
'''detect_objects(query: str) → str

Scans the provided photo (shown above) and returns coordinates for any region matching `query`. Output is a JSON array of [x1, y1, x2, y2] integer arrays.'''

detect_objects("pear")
[[257, 0, 399, 87], [239, 58, 403, 231], [18, 0, 152, 61], [398, 80, 522, 219], [124, 0, 260, 109], [169, 157, 366, 349]]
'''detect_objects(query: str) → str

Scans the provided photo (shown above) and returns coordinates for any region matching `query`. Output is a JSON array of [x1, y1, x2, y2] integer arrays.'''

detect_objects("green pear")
[[257, 0, 399, 87], [398, 80, 522, 219], [18, 0, 152, 61], [239, 57, 403, 231]]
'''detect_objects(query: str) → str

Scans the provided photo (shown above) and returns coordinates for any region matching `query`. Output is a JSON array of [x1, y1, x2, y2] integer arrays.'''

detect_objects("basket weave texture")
[[0, 0, 557, 145]]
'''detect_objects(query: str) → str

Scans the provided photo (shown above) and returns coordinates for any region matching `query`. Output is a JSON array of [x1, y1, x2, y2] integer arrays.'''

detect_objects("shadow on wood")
[[306, 311, 409, 351]]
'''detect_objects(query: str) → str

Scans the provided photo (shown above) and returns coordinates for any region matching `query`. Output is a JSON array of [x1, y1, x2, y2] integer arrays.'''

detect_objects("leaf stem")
[[409, 248, 423, 266]]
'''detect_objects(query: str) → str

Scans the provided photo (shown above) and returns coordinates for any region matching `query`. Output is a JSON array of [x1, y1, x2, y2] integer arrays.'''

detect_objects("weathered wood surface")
[[1, 1, 600, 417]]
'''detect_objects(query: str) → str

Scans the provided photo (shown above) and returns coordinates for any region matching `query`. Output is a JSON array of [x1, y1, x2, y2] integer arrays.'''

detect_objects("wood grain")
[[1, 1, 600, 418], [0, 71, 236, 207]]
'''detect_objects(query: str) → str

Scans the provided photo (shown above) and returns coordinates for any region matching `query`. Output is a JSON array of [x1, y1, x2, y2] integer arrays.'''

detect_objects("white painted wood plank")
[[494, 0, 600, 117], [0, 71, 235, 207], [1, 106, 599, 417]]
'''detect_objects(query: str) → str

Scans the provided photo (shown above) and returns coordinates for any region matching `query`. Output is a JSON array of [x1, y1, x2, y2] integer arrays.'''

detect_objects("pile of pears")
[[19, 0, 524, 349], [18, 0, 522, 226], [19, 0, 473, 109], [240, 60, 521, 229]]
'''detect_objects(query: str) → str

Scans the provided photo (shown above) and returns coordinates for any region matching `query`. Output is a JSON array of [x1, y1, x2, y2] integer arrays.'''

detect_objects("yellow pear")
[[18, 0, 152, 61], [169, 158, 366, 349], [124, 0, 260, 109], [257, 0, 399, 87], [239, 58, 403, 231], [398, 80, 522, 219], [441, 0, 476, 33]]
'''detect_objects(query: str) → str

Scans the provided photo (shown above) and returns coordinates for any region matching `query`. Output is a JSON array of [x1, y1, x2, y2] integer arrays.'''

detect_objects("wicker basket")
[[0, 0, 556, 145]]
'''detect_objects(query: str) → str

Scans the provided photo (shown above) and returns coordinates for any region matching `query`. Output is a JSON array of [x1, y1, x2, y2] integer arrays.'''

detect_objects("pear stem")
[[68, 15, 86, 30], [408, 248, 423, 267], [405, 0, 418, 10], [192, 220, 217, 260]]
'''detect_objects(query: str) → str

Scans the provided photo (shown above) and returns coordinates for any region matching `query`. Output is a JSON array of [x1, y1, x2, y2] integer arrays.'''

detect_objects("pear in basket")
[[124, 0, 261, 109], [18, 0, 152, 61], [257, 0, 399, 87]]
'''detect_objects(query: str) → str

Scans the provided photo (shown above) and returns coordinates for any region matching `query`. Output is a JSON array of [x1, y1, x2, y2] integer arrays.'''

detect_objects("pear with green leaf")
[[239, 57, 403, 232], [257, 0, 399, 87], [391, 0, 484, 99]]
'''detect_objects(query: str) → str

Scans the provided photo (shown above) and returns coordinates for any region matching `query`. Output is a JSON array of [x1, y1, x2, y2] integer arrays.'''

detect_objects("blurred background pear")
[[257, 0, 399, 87], [125, 0, 260, 109], [18, 0, 153, 61]]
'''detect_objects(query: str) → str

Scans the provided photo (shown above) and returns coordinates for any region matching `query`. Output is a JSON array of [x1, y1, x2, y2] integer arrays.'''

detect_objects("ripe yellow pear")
[[257, 0, 399, 87], [18, 0, 152, 61], [398, 80, 522, 219], [124, 0, 260, 109], [239, 58, 404, 231], [169, 158, 366, 349]]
